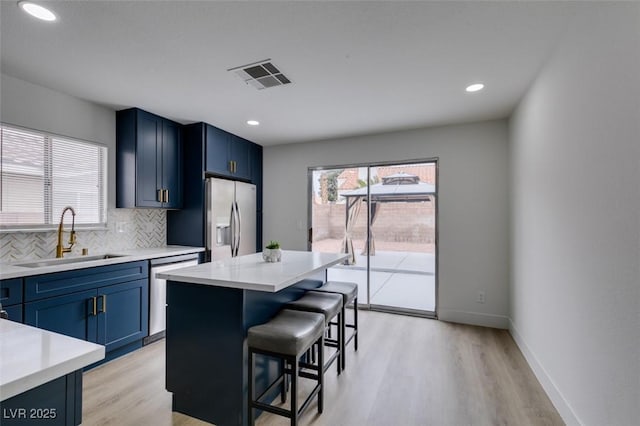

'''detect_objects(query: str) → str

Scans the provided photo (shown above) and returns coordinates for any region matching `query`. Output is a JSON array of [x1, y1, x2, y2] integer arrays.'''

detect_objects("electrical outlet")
[[116, 221, 126, 233], [477, 290, 485, 304], [144, 222, 154, 233]]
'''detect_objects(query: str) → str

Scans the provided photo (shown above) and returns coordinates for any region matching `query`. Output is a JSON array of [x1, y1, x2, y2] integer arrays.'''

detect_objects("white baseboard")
[[438, 309, 509, 329], [509, 319, 582, 426]]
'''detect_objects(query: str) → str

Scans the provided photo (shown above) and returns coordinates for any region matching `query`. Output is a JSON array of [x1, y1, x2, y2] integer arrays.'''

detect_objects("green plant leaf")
[[266, 240, 280, 249]]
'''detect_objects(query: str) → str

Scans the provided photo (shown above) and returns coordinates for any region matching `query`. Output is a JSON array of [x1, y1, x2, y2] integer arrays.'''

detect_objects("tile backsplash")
[[0, 209, 166, 262]]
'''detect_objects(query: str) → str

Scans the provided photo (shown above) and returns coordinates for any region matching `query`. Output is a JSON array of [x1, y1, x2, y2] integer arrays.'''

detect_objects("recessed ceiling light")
[[465, 83, 485, 93], [18, 1, 57, 22], [247, 120, 260, 126]]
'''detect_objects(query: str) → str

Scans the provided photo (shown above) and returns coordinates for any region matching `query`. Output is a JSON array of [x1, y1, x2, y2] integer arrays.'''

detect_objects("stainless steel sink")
[[13, 254, 126, 268]]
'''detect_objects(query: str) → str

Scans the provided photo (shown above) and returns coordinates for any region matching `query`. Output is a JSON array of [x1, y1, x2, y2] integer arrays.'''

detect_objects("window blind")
[[0, 124, 107, 229]]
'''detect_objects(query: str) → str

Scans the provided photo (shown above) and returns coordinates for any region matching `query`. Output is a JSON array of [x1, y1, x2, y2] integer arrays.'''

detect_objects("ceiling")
[[1, 1, 581, 146]]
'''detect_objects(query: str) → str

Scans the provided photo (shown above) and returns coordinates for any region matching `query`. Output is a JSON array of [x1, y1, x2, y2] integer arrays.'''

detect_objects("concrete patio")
[[326, 250, 436, 312]]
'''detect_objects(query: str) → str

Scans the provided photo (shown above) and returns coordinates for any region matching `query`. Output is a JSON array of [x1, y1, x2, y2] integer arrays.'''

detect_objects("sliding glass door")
[[309, 166, 370, 304], [309, 160, 437, 317]]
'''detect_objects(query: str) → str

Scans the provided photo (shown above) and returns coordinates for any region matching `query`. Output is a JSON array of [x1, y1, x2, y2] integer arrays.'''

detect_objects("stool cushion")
[[285, 291, 343, 323], [248, 310, 324, 356], [315, 281, 358, 304]]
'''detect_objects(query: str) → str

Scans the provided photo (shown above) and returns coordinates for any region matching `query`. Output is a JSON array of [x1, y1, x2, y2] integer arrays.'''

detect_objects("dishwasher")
[[145, 253, 200, 344]]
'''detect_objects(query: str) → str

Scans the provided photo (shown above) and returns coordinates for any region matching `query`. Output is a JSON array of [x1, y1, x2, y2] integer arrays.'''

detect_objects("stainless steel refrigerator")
[[206, 177, 257, 260]]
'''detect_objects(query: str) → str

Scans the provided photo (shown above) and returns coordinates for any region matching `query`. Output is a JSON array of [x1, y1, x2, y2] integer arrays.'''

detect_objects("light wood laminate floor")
[[82, 310, 563, 425]]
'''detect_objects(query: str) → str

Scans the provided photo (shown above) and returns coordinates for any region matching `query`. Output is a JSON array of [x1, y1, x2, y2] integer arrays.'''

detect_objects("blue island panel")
[[0, 370, 82, 426], [166, 272, 324, 426]]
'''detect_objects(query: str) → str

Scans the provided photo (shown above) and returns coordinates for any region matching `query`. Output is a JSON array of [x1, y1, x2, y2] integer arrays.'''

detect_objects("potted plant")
[[263, 240, 282, 262]]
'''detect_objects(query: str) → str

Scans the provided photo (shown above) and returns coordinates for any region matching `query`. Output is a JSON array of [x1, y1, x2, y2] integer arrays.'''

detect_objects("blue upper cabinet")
[[161, 120, 183, 208], [136, 111, 163, 207], [230, 136, 251, 180], [206, 125, 232, 177], [167, 122, 262, 251], [250, 142, 263, 209], [117, 108, 182, 209], [205, 124, 252, 181]]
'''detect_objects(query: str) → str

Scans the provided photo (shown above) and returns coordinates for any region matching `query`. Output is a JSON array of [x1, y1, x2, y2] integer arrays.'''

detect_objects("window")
[[1, 124, 107, 230]]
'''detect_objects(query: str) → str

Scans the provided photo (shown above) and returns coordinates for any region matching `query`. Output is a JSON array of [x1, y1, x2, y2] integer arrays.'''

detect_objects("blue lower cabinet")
[[24, 261, 148, 302], [24, 278, 149, 362], [24, 290, 99, 343], [1, 278, 24, 323], [97, 279, 148, 352], [21, 261, 149, 365], [1, 278, 23, 306], [3, 305, 22, 323], [0, 370, 82, 425]]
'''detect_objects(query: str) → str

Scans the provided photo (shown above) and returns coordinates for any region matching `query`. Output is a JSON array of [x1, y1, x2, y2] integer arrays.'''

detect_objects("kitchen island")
[[0, 320, 105, 425], [157, 250, 347, 426]]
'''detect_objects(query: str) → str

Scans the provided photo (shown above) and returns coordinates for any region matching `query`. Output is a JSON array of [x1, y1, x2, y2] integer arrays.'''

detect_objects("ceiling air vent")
[[228, 59, 291, 90]]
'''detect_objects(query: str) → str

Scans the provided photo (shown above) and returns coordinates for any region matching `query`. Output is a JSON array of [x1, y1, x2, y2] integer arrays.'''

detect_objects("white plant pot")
[[262, 248, 282, 263]]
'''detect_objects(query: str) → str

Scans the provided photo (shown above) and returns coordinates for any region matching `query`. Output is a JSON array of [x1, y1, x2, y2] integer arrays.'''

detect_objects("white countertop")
[[157, 250, 349, 292], [0, 320, 105, 401], [0, 246, 204, 280]]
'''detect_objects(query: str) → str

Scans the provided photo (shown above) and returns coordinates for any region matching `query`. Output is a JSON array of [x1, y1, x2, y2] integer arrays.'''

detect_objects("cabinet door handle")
[[157, 189, 168, 203], [91, 297, 97, 316], [100, 294, 107, 313]]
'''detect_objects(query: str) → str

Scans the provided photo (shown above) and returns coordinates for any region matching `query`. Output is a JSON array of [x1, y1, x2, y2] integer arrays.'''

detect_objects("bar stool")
[[247, 309, 325, 426], [285, 291, 343, 375], [313, 281, 358, 370]]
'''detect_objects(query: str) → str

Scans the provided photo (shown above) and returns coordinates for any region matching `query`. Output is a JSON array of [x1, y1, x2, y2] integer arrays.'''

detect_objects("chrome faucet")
[[56, 206, 77, 258]]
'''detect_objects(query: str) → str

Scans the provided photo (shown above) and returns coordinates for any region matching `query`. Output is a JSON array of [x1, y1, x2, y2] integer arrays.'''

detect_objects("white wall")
[[0, 74, 169, 258], [264, 120, 510, 327], [0, 73, 117, 207], [509, 4, 640, 425]]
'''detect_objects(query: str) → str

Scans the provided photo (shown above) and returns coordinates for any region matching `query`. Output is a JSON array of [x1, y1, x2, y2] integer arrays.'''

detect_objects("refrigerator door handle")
[[229, 203, 236, 257], [234, 201, 241, 257], [205, 179, 212, 260]]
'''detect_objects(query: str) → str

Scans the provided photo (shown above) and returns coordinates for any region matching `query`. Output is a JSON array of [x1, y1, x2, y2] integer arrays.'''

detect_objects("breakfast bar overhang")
[[157, 250, 348, 426]]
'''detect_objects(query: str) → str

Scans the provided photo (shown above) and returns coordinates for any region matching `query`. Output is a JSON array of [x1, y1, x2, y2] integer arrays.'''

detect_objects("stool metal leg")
[[248, 349, 255, 425], [318, 337, 324, 413], [291, 356, 298, 426], [338, 311, 343, 374], [322, 315, 341, 376], [354, 297, 358, 350], [340, 304, 346, 370], [281, 359, 287, 403]]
